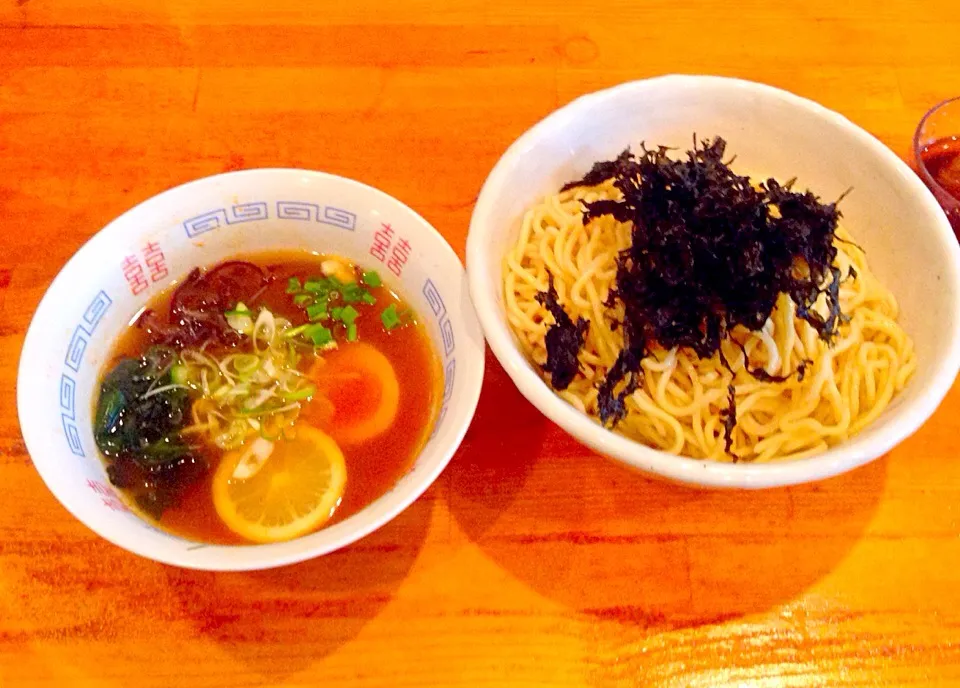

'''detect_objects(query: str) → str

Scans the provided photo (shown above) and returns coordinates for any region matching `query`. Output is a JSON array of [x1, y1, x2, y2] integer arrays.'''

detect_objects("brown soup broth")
[[102, 251, 442, 545]]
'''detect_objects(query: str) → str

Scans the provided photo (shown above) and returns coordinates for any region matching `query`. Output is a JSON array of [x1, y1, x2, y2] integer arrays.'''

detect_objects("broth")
[[98, 251, 441, 545]]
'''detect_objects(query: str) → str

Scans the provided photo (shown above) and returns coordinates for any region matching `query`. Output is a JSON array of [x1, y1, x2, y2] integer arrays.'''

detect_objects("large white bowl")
[[18, 169, 485, 570], [467, 75, 960, 489]]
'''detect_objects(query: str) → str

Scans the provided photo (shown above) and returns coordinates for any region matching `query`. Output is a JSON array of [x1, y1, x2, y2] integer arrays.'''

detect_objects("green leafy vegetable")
[[304, 324, 334, 346], [293, 293, 313, 306], [340, 281, 372, 304], [306, 303, 328, 321], [94, 347, 192, 467], [362, 270, 382, 288], [381, 303, 401, 330], [304, 279, 329, 294]]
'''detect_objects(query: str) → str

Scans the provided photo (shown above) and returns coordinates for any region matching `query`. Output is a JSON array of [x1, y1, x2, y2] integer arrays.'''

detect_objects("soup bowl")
[[18, 169, 484, 570], [467, 75, 960, 489]]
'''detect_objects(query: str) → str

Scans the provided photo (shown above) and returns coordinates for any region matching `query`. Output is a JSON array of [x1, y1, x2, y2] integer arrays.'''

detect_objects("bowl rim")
[[18, 167, 484, 569], [467, 74, 960, 488]]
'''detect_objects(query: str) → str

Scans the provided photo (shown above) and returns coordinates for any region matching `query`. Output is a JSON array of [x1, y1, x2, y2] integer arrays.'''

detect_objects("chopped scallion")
[[362, 270, 382, 288], [280, 384, 315, 401], [346, 323, 358, 341], [282, 324, 310, 339], [381, 303, 401, 330], [306, 303, 328, 321], [340, 305, 359, 325], [170, 364, 190, 386], [304, 324, 333, 346], [286, 277, 302, 294], [224, 302, 251, 318], [361, 291, 376, 305], [293, 293, 313, 306], [341, 283, 365, 303]]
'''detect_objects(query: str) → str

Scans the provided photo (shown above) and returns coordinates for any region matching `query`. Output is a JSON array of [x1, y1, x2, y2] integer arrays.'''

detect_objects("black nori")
[[721, 384, 737, 457], [560, 137, 848, 453], [535, 274, 589, 390]]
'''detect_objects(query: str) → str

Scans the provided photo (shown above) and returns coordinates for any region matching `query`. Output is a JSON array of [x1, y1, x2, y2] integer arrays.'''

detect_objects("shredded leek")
[[179, 306, 317, 449]]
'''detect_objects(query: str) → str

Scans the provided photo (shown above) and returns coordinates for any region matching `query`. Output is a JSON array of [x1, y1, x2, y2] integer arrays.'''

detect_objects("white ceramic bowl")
[[18, 169, 484, 569], [467, 75, 960, 489]]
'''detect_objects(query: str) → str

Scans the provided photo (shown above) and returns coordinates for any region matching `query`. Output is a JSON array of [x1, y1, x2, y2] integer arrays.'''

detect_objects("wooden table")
[[2, 1, 960, 685]]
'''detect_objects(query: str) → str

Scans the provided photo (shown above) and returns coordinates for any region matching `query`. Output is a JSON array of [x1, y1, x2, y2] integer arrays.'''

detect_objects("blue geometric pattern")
[[185, 200, 357, 237], [183, 209, 228, 237], [230, 202, 268, 222], [62, 416, 84, 457], [64, 327, 87, 373], [443, 359, 456, 402], [60, 374, 77, 419], [81, 291, 112, 334], [440, 319, 455, 358], [60, 291, 113, 457], [322, 206, 357, 231], [424, 279, 456, 440], [277, 201, 320, 221]]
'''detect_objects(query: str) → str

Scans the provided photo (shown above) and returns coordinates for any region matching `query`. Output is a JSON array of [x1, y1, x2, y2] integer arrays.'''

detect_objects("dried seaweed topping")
[[723, 340, 810, 385], [561, 137, 846, 434], [596, 345, 642, 425], [535, 274, 589, 390], [721, 384, 737, 457]]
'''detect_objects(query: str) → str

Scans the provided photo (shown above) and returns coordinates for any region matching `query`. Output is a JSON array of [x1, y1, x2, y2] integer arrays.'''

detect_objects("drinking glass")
[[914, 96, 960, 233]]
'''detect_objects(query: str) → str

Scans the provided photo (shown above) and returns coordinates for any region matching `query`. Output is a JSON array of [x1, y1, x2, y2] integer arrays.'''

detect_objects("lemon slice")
[[212, 425, 347, 543]]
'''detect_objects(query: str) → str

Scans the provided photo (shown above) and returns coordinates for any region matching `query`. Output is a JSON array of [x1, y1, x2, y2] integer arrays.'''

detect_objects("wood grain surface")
[[3, 1, 960, 685]]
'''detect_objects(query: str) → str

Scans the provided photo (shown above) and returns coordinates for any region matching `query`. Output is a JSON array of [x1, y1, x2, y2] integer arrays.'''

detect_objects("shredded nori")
[[721, 384, 737, 457], [554, 136, 850, 454], [535, 274, 589, 390]]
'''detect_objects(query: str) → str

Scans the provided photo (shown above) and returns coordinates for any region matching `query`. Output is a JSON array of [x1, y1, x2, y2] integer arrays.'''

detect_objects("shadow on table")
[[442, 350, 548, 539], [164, 492, 433, 682], [446, 370, 889, 631]]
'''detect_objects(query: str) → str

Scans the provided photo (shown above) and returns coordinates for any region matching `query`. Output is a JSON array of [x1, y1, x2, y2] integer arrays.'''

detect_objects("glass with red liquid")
[[914, 96, 960, 234]]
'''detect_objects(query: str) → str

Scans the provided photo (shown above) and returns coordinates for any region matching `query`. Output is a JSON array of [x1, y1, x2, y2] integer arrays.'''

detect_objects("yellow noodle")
[[503, 183, 917, 462]]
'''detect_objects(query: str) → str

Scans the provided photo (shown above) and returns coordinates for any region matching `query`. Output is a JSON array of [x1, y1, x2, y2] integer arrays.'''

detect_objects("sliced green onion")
[[293, 293, 313, 306], [361, 291, 376, 305], [141, 382, 189, 400], [224, 302, 251, 317], [286, 277, 302, 294], [340, 305, 359, 325], [331, 306, 344, 320], [306, 303, 328, 322], [362, 270, 382, 288], [282, 323, 310, 339], [304, 278, 329, 293], [232, 354, 261, 375], [346, 323, 358, 342], [226, 314, 254, 335], [170, 364, 190, 386], [304, 324, 333, 346], [381, 303, 401, 330], [252, 308, 277, 351], [225, 302, 255, 334], [243, 387, 276, 411], [341, 283, 370, 304], [280, 384, 315, 401], [231, 437, 275, 479]]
